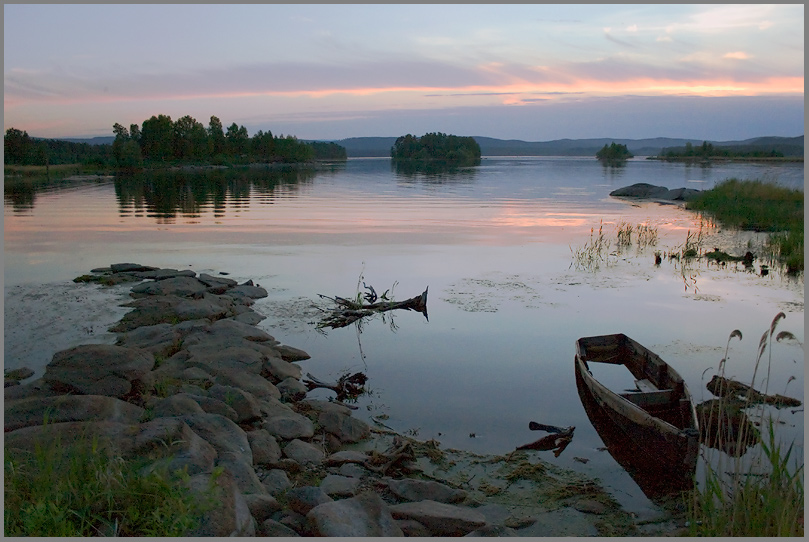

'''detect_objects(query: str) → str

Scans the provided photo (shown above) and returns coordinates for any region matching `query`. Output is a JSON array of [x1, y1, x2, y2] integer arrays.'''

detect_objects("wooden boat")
[[575, 334, 699, 477]]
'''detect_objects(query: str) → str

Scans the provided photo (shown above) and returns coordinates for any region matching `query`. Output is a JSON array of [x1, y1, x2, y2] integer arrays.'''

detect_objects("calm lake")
[[4, 156, 804, 516]]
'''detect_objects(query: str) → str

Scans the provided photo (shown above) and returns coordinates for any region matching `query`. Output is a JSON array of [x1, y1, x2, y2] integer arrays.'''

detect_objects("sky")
[[3, 4, 805, 142]]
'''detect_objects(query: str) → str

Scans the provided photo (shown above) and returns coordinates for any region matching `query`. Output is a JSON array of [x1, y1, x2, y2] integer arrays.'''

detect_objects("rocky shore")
[[4, 264, 685, 536]]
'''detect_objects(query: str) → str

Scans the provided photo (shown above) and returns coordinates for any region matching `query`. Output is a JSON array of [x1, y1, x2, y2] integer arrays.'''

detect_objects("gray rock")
[[263, 410, 315, 441], [4, 367, 35, 381], [387, 477, 468, 504], [111, 263, 157, 273], [181, 412, 252, 464], [388, 500, 486, 536], [115, 323, 182, 357], [110, 295, 231, 332], [306, 491, 403, 537], [338, 463, 370, 479], [274, 344, 311, 361], [245, 428, 282, 465], [185, 394, 239, 421], [214, 368, 280, 401], [261, 469, 292, 496], [574, 499, 607, 514], [397, 519, 432, 537], [318, 409, 370, 443], [4, 394, 144, 432], [229, 283, 269, 299], [283, 438, 325, 466], [5, 421, 138, 457], [44, 344, 154, 399], [207, 384, 262, 423], [134, 417, 216, 476], [465, 524, 519, 536], [186, 345, 266, 374], [152, 393, 205, 418], [320, 474, 360, 497], [133, 268, 197, 280], [277, 376, 308, 402], [261, 355, 302, 383], [207, 318, 275, 342], [229, 310, 266, 325], [286, 486, 333, 515], [130, 276, 209, 297], [218, 457, 268, 495], [259, 519, 300, 537], [609, 182, 701, 202], [325, 449, 369, 466], [185, 470, 255, 536], [243, 493, 282, 523], [197, 273, 238, 288]]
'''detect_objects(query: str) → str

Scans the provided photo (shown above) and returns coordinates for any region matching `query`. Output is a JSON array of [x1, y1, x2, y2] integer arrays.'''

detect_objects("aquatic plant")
[[688, 313, 804, 536], [570, 220, 613, 271]]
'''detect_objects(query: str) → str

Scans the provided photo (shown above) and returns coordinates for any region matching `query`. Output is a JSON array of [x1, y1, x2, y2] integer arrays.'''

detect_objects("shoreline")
[[4, 263, 686, 536]]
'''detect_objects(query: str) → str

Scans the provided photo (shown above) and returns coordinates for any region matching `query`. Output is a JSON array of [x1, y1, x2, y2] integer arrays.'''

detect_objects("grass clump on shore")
[[4, 433, 216, 536], [688, 313, 804, 536], [686, 178, 803, 274]]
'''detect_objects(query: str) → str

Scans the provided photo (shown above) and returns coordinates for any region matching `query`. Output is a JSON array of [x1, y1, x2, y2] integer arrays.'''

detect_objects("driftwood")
[[303, 372, 367, 402], [364, 436, 416, 476], [696, 399, 759, 456], [316, 287, 429, 329], [707, 375, 802, 408], [516, 425, 575, 457]]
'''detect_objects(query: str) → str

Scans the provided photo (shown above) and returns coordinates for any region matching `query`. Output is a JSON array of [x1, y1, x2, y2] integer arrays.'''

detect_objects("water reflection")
[[114, 166, 318, 223], [392, 160, 479, 184]]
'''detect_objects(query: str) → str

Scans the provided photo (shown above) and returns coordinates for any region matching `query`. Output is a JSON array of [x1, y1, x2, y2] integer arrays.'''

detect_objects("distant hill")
[[330, 135, 804, 158], [52, 136, 115, 145]]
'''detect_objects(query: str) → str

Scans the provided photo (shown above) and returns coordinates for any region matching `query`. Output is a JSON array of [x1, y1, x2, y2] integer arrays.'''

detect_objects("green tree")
[[595, 142, 633, 162], [225, 122, 249, 157], [4, 127, 33, 165], [207, 115, 226, 158], [391, 132, 480, 165], [140, 114, 173, 161]]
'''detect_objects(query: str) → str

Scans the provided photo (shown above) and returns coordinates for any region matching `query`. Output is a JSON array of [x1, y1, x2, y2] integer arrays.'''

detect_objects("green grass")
[[687, 313, 804, 536], [686, 178, 803, 274], [4, 431, 217, 536]]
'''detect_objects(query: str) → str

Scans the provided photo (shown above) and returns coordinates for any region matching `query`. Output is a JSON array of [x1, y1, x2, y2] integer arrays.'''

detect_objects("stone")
[[186, 345, 266, 374], [339, 463, 370, 479], [180, 412, 252, 464], [214, 368, 281, 401], [263, 410, 315, 441], [574, 499, 607, 514], [325, 450, 369, 466], [388, 500, 486, 536], [277, 376, 308, 402], [261, 355, 302, 383], [207, 318, 275, 342], [259, 519, 300, 537], [230, 311, 266, 325], [229, 283, 269, 299], [245, 429, 282, 465], [243, 493, 282, 523], [397, 519, 432, 537], [197, 273, 238, 288], [283, 438, 325, 466], [43, 344, 154, 399], [111, 263, 157, 273], [133, 417, 216, 476], [306, 491, 403, 537], [4, 367, 35, 381], [318, 409, 370, 443], [130, 276, 209, 297], [4, 394, 144, 432], [185, 470, 255, 536], [260, 469, 292, 496], [111, 295, 232, 332], [609, 183, 701, 202], [465, 524, 519, 536], [152, 393, 205, 418], [115, 323, 182, 357], [4, 421, 139, 457], [133, 268, 197, 280], [274, 344, 311, 361], [286, 486, 333, 515], [207, 384, 262, 423], [387, 477, 468, 504], [185, 394, 239, 421], [218, 457, 267, 495], [320, 474, 360, 497]]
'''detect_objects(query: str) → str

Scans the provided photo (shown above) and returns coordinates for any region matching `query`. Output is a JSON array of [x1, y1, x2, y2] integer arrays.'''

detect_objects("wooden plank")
[[635, 379, 658, 392]]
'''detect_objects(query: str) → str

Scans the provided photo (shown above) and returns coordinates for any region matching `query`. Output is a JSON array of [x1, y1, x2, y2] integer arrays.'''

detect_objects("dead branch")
[[707, 375, 801, 408], [303, 371, 368, 402], [316, 287, 429, 329]]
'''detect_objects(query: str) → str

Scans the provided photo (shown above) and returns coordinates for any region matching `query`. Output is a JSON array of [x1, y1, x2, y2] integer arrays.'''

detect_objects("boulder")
[[4, 394, 144, 432], [246, 429, 282, 465], [130, 276, 209, 297], [217, 457, 267, 495], [286, 486, 333, 515], [4, 421, 139, 457], [197, 273, 238, 289], [387, 477, 468, 504], [259, 519, 300, 537], [115, 323, 182, 356], [325, 450, 369, 466], [274, 344, 311, 361], [207, 318, 275, 342], [229, 283, 269, 299], [263, 410, 315, 441], [151, 394, 205, 418], [306, 491, 403, 537], [110, 295, 231, 332], [184, 470, 255, 536], [388, 500, 486, 536], [320, 474, 361, 497], [283, 438, 325, 466], [214, 368, 281, 401], [111, 263, 157, 273], [186, 346, 266, 374], [261, 355, 302, 383], [132, 268, 197, 280], [180, 412, 252, 464], [609, 183, 701, 202], [243, 494, 282, 523], [261, 469, 292, 496], [207, 384, 262, 423], [43, 344, 154, 399], [277, 376, 308, 402], [133, 417, 216, 476], [318, 409, 370, 443], [185, 394, 239, 421]]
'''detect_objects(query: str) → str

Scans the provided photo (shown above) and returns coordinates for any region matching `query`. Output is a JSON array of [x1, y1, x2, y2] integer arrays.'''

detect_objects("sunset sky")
[[4, 4, 804, 141]]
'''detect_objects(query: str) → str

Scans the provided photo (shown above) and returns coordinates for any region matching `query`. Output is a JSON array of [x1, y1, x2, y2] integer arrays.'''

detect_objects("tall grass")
[[688, 313, 804, 536], [4, 430, 217, 536], [686, 178, 803, 274]]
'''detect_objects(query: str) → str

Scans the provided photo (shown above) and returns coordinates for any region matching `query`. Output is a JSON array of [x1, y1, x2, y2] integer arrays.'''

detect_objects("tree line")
[[660, 141, 784, 160], [595, 142, 633, 162], [4, 115, 346, 170], [391, 132, 481, 166]]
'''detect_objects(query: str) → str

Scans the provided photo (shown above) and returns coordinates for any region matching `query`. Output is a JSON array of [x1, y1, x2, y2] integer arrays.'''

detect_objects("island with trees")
[[595, 142, 633, 164], [390, 132, 481, 166]]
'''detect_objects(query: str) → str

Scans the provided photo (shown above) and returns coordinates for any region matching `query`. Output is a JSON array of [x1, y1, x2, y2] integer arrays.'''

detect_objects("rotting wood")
[[707, 375, 801, 408], [316, 287, 429, 329], [303, 371, 368, 402]]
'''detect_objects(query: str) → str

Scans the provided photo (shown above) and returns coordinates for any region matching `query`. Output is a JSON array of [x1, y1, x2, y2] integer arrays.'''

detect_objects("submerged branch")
[[316, 287, 429, 329]]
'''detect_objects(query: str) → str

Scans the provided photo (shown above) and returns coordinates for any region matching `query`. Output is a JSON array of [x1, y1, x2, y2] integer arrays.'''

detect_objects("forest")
[[595, 142, 633, 162], [3, 115, 346, 170], [658, 141, 785, 160]]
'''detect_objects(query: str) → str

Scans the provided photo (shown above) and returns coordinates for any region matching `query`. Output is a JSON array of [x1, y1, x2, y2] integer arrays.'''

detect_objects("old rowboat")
[[575, 333, 700, 476]]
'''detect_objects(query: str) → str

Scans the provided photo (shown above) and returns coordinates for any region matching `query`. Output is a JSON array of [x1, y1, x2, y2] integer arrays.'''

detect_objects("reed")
[[688, 313, 804, 536], [4, 429, 217, 536], [570, 220, 612, 271]]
